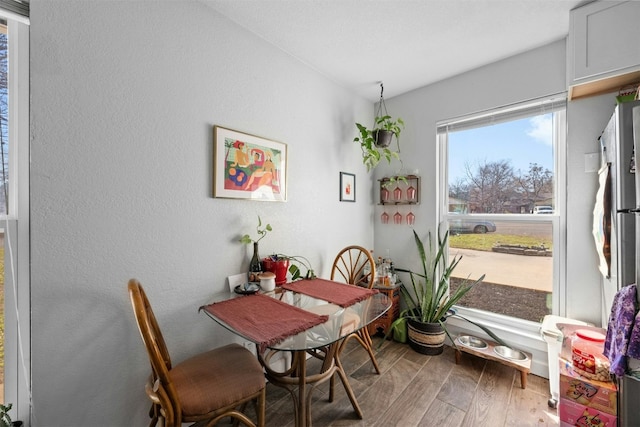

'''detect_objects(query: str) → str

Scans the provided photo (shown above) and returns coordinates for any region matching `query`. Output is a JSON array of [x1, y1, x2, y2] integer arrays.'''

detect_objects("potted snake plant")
[[390, 228, 506, 355]]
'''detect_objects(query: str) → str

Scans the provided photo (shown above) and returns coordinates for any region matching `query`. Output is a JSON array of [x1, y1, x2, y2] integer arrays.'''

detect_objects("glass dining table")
[[200, 279, 391, 427]]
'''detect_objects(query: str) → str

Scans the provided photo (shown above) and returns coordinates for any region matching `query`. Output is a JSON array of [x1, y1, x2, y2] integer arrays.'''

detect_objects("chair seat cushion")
[[169, 343, 265, 417]]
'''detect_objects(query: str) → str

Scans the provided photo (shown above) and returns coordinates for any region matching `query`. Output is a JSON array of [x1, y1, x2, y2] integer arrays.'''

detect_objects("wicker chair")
[[330, 245, 381, 374], [128, 279, 266, 427]]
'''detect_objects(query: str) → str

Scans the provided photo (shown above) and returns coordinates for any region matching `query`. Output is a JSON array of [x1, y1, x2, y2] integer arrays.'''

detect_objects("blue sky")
[[448, 114, 554, 183]]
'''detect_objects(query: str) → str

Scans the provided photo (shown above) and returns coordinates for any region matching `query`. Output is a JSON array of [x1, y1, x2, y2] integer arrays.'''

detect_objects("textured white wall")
[[29, 1, 373, 425]]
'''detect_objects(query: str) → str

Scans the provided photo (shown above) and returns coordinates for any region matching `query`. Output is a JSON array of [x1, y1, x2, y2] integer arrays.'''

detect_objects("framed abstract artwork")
[[340, 172, 355, 202], [213, 126, 287, 201]]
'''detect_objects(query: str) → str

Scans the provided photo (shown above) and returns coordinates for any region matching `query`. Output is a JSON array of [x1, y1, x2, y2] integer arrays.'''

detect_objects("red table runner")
[[281, 278, 378, 307], [200, 294, 328, 352]]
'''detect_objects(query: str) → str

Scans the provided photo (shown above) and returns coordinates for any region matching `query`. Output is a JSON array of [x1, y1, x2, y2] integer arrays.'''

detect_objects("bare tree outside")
[[463, 159, 515, 213], [454, 160, 552, 214], [515, 163, 554, 211]]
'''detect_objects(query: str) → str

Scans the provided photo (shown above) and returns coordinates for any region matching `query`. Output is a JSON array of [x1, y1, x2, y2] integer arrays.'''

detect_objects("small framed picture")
[[340, 172, 356, 202], [213, 126, 287, 201]]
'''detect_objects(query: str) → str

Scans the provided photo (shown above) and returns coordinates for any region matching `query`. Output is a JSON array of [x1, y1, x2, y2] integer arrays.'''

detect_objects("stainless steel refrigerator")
[[599, 100, 639, 320], [598, 99, 640, 427]]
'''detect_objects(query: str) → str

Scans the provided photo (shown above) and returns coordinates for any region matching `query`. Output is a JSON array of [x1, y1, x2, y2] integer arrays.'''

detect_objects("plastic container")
[[571, 329, 610, 382], [540, 315, 589, 408]]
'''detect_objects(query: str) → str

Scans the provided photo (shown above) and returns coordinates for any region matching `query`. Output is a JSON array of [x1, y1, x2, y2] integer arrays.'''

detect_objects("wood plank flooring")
[[256, 337, 559, 427]]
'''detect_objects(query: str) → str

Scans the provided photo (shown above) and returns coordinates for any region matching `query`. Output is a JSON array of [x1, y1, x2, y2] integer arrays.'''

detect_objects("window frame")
[[2, 16, 30, 425], [436, 95, 567, 354]]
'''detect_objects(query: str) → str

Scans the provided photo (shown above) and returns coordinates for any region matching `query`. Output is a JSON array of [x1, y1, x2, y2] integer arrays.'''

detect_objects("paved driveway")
[[450, 248, 552, 292]]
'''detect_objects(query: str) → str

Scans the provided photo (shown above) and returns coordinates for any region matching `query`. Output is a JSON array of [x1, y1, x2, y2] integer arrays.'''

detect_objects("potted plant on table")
[[263, 253, 316, 285], [389, 228, 506, 355], [353, 115, 404, 172]]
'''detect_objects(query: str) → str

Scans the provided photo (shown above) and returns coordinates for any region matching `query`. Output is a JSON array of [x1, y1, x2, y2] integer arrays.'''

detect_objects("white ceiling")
[[202, 0, 587, 102]]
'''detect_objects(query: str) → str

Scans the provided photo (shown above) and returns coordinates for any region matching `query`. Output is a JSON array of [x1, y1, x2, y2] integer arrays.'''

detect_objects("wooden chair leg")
[[358, 330, 381, 374], [329, 373, 336, 402]]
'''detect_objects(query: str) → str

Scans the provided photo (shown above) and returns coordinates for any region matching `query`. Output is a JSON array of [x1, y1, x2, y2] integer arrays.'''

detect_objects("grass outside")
[[449, 232, 552, 251]]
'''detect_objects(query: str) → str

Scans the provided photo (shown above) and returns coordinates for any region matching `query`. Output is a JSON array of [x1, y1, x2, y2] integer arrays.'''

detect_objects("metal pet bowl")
[[494, 345, 528, 361], [457, 335, 488, 350]]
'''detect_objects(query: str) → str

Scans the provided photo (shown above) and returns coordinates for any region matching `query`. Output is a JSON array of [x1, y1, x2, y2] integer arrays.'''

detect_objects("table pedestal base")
[[260, 342, 363, 427]]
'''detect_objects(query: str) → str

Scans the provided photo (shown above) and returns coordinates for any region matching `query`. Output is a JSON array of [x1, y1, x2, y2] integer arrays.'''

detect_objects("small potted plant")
[[263, 253, 316, 285], [353, 115, 404, 172], [262, 254, 290, 285]]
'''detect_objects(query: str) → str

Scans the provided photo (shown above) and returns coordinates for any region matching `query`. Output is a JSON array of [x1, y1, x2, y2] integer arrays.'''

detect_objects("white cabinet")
[[568, 1, 640, 100]]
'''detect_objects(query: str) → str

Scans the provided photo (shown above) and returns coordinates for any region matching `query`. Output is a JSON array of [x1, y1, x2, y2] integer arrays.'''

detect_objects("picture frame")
[[213, 125, 287, 201], [339, 172, 356, 202]]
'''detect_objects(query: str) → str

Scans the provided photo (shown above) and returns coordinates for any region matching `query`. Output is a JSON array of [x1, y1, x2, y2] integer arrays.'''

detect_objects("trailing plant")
[[239, 215, 272, 244], [375, 114, 404, 136], [353, 115, 404, 172], [380, 175, 409, 188]]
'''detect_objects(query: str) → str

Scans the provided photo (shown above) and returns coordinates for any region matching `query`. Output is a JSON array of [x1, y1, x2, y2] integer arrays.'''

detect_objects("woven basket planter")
[[407, 319, 446, 355]]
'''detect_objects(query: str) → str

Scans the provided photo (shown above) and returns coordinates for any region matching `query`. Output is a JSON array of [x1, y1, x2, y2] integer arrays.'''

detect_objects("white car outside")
[[533, 206, 553, 214]]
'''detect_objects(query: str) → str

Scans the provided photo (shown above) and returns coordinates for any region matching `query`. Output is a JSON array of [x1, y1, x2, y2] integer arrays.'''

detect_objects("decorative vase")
[[262, 257, 290, 285], [407, 319, 446, 355], [249, 242, 262, 281]]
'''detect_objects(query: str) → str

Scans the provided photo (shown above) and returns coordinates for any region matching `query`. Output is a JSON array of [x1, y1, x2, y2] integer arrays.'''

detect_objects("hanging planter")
[[353, 83, 405, 171], [373, 129, 393, 148]]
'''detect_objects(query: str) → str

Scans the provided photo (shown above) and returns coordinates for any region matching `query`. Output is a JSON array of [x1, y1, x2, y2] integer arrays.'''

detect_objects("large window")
[[438, 96, 566, 325]]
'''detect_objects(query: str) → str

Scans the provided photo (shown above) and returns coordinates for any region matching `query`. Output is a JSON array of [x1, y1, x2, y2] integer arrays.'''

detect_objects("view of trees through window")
[[442, 105, 564, 323], [450, 161, 553, 214]]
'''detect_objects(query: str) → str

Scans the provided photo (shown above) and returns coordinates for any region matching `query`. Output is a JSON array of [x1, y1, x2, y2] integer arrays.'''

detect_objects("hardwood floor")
[[258, 337, 558, 427]]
